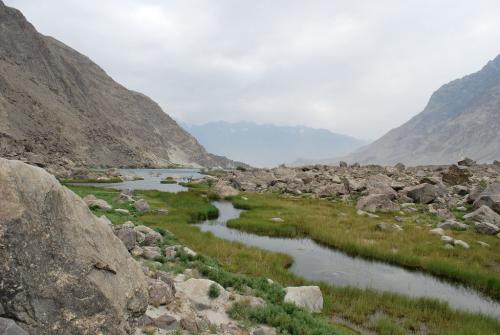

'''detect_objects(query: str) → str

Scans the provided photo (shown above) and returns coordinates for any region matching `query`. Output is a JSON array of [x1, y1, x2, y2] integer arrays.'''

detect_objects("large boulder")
[[365, 174, 397, 199], [356, 194, 399, 213], [473, 182, 500, 214], [0, 159, 148, 334], [0, 318, 28, 335], [403, 183, 444, 204], [463, 205, 500, 227], [213, 180, 239, 198], [284, 286, 323, 313], [441, 164, 471, 185]]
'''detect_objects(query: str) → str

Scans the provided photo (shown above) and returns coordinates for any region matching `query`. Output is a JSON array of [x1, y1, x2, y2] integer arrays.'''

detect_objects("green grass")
[[226, 193, 500, 300], [67, 185, 500, 335]]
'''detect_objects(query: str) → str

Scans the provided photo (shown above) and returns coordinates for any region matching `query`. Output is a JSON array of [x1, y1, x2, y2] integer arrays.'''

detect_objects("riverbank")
[[68, 184, 500, 335]]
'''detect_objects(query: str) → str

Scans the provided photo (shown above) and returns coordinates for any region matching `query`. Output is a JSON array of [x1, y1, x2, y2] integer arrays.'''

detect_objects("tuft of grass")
[[208, 283, 221, 299]]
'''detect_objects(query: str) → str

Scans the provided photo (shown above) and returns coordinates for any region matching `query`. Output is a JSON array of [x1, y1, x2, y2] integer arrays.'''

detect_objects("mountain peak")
[[345, 55, 500, 165]]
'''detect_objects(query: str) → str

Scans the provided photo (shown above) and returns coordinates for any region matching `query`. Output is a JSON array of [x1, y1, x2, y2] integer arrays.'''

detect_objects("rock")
[[0, 159, 148, 334], [463, 205, 500, 226], [134, 199, 150, 212], [442, 164, 471, 185], [443, 244, 454, 250], [148, 279, 176, 307], [356, 209, 379, 218], [176, 278, 229, 311], [454, 185, 469, 196], [366, 174, 397, 199], [376, 222, 403, 231], [83, 194, 112, 210], [0, 318, 28, 335], [404, 183, 443, 204], [390, 181, 406, 191], [437, 219, 468, 231], [454, 239, 470, 249], [457, 157, 476, 166], [284, 286, 323, 312], [116, 193, 134, 203], [131, 246, 144, 257], [476, 241, 490, 247], [429, 228, 445, 236], [270, 217, 285, 222], [114, 226, 137, 251], [473, 182, 500, 213], [339, 161, 348, 168], [252, 326, 277, 335], [154, 314, 178, 330], [474, 222, 500, 235], [142, 246, 162, 260], [356, 194, 399, 213], [441, 235, 454, 244], [115, 208, 130, 214], [344, 178, 366, 192], [180, 318, 198, 332], [214, 180, 239, 198], [135, 225, 162, 246], [436, 208, 453, 219], [316, 183, 347, 197], [394, 162, 405, 171]]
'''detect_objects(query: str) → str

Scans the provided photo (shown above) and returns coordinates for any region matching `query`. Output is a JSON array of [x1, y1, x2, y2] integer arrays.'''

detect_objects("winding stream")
[[83, 170, 500, 319], [197, 201, 500, 319]]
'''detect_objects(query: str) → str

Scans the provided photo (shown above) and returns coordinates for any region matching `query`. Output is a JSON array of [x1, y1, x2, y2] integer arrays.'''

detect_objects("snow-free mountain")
[[0, 1, 240, 175], [184, 121, 365, 167], [344, 55, 500, 165]]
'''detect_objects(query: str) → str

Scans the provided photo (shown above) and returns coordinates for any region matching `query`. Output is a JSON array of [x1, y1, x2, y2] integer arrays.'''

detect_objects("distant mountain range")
[[341, 55, 500, 165], [0, 2, 240, 175], [183, 121, 366, 167]]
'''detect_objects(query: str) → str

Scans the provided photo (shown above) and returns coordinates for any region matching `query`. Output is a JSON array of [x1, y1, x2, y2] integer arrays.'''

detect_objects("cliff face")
[[0, 2, 240, 175], [346, 56, 500, 165]]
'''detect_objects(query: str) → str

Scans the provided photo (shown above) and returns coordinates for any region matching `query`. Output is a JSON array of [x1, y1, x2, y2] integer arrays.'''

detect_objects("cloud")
[[6, 0, 500, 139]]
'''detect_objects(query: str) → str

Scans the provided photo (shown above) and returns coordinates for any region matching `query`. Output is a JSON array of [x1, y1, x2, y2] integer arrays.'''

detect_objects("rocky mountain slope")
[[344, 55, 500, 165], [184, 121, 365, 167], [0, 2, 240, 175]]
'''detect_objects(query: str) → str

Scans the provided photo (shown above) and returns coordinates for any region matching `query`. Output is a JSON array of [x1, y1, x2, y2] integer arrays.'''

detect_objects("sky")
[[6, 0, 500, 139]]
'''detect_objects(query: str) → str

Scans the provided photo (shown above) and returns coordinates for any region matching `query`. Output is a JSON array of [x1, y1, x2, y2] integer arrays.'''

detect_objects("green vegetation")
[[160, 176, 177, 184], [67, 184, 500, 335], [200, 168, 228, 177], [226, 193, 500, 300], [208, 283, 221, 299]]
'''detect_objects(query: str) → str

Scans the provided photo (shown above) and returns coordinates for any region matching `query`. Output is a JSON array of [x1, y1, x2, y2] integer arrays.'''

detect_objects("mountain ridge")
[[0, 2, 242, 175], [183, 121, 365, 167], [337, 55, 500, 165]]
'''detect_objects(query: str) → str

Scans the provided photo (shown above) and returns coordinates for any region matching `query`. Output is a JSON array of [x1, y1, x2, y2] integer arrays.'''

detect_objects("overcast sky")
[[6, 0, 500, 139]]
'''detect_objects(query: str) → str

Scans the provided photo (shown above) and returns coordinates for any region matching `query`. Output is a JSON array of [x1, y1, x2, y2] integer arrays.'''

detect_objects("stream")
[[197, 201, 500, 319]]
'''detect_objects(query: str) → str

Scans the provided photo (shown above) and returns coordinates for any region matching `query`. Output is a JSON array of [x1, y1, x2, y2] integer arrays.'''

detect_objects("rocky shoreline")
[[213, 160, 500, 240]]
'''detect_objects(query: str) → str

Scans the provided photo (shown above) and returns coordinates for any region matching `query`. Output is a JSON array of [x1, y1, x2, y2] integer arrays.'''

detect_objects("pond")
[[72, 168, 203, 193]]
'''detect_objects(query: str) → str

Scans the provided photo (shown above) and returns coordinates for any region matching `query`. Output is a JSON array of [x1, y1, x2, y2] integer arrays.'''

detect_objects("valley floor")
[[68, 184, 500, 335]]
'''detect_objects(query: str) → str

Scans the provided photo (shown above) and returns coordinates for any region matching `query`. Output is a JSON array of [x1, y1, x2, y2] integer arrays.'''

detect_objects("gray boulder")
[[114, 226, 137, 251], [134, 199, 150, 212], [404, 183, 444, 204], [442, 164, 471, 185], [0, 318, 28, 335], [356, 194, 399, 213], [474, 222, 500, 235], [0, 159, 148, 334], [365, 174, 397, 199], [464, 205, 500, 227], [284, 286, 323, 312], [437, 219, 468, 231], [473, 182, 500, 214]]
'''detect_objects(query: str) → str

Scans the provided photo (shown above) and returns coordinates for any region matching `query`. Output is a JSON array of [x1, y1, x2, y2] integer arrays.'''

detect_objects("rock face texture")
[[345, 55, 500, 165], [0, 2, 239, 175], [0, 158, 148, 334]]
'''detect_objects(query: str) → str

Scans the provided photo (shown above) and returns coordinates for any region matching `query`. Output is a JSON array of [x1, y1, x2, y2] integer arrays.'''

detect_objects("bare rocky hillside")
[[0, 2, 241, 175], [344, 55, 500, 165]]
